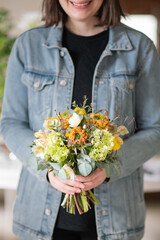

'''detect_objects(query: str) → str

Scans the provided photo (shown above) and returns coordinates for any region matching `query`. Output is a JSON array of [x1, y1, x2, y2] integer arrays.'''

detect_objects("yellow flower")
[[113, 135, 123, 151], [74, 107, 86, 115], [88, 113, 110, 129], [43, 117, 58, 130]]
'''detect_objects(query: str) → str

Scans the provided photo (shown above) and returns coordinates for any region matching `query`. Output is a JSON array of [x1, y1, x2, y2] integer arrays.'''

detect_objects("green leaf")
[[81, 193, 88, 212], [58, 168, 67, 180], [90, 158, 95, 169], [78, 162, 92, 176], [104, 165, 110, 178], [88, 190, 98, 205], [37, 160, 49, 171], [48, 162, 61, 171], [95, 161, 104, 170]]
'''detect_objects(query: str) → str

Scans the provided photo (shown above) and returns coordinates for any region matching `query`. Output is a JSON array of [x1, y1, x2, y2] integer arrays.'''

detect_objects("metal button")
[[98, 210, 107, 215], [129, 82, 134, 90], [34, 80, 40, 88], [60, 50, 65, 57], [96, 80, 104, 85], [45, 209, 52, 216], [60, 80, 67, 86], [103, 50, 108, 54]]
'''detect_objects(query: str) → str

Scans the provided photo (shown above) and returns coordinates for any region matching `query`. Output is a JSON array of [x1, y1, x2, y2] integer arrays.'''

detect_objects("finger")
[[49, 174, 82, 194], [81, 170, 107, 191], [55, 178, 82, 194], [82, 179, 102, 191], [48, 172, 85, 188], [63, 179, 85, 189], [75, 168, 104, 182]]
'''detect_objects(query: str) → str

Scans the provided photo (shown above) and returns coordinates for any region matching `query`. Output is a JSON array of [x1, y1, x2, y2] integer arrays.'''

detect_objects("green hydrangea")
[[45, 131, 69, 163], [89, 129, 114, 161]]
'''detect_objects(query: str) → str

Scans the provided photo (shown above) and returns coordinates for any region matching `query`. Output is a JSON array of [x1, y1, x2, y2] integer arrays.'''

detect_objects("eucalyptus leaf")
[[48, 162, 61, 171], [80, 149, 85, 155], [83, 154, 92, 162], [77, 158, 87, 165], [78, 162, 92, 176], [58, 168, 67, 180], [78, 153, 91, 163]]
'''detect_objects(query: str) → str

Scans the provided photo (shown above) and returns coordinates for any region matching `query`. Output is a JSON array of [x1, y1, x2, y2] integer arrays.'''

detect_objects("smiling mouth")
[[70, 1, 92, 7]]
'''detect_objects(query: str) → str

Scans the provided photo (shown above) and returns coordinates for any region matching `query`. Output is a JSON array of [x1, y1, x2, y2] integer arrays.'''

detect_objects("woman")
[[1, 0, 160, 239]]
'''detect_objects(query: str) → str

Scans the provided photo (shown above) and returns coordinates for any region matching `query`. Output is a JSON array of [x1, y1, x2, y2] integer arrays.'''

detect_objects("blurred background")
[[0, 0, 160, 239]]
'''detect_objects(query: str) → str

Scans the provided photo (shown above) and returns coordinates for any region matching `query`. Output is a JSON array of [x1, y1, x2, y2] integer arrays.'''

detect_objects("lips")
[[70, 1, 91, 7]]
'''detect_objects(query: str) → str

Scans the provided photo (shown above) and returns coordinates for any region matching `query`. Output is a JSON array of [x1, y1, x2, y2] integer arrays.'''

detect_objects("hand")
[[74, 168, 106, 191], [48, 171, 85, 195]]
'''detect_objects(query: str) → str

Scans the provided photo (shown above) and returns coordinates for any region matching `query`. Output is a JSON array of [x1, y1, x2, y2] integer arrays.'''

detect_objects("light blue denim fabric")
[[1, 22, 160, 240]]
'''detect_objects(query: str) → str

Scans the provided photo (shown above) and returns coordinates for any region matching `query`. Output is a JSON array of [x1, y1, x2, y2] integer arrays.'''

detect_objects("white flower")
[[32, 145, 45, 159], [68, 113, 81, 127]]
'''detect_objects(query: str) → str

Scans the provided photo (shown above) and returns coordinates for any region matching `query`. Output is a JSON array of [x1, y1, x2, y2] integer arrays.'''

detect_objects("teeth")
[[72, 1, 90, 7]]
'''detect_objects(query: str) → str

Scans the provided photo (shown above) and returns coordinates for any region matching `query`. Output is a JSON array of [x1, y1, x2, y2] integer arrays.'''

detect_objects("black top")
[[64, 26, 109, 107], [55, 27, 109, 232]]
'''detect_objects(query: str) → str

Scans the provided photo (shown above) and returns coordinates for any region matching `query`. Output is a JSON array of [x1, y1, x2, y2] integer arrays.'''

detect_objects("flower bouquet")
[[31, 97, 128, 214]]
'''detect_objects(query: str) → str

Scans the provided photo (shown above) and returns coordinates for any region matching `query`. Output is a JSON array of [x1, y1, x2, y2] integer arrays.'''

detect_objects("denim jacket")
[[1, 22, 160, 240]]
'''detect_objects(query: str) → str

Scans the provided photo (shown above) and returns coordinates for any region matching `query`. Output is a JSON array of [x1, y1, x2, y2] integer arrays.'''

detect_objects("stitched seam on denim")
[[13, 220, 49, 237], [104, 225, 144, 236], [24, 68, 72, 78], [137, 41, 153, 79], [24, 70, 56, 78], [96, 71, 137, 78], [18, 25, 46, 38], [14, 37, 25, 68]]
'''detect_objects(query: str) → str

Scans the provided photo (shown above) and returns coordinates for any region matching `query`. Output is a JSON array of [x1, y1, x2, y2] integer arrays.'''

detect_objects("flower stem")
[[74, 194, 83, 215]]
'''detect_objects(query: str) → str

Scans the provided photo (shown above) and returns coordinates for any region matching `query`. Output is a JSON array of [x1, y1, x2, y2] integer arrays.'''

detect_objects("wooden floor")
[[0, 191, 160, 240]]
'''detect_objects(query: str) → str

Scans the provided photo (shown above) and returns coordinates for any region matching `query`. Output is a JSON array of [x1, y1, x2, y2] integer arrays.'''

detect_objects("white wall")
[[0, 0, 42, 35]]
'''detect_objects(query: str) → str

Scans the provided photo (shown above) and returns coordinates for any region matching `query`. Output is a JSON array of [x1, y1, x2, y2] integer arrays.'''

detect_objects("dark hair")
[[42, 0, 125, 28]]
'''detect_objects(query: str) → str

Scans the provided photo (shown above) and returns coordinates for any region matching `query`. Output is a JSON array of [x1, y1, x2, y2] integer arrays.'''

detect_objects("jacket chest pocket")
[[107, 74, 135, 130], [21, 71, 56, 131]]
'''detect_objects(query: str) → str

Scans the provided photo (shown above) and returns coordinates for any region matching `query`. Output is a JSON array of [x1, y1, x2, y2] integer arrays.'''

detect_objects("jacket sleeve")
[[0, 36, 48, 182], [110, 41, 160, 181]]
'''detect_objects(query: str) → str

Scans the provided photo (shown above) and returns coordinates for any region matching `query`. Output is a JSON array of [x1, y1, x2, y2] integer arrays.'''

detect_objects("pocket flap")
[[21, 71, 56, 91], [109, 74, 135, 93]]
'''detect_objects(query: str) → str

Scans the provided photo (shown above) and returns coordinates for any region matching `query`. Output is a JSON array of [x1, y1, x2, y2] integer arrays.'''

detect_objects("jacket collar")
[[42, 22, 63, 49], [42, 22, 133, 52]]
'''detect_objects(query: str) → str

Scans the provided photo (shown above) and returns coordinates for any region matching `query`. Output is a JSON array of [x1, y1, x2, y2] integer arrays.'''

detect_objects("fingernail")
[[76, 189, 81, 193], [81, 184, 85, 189]]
